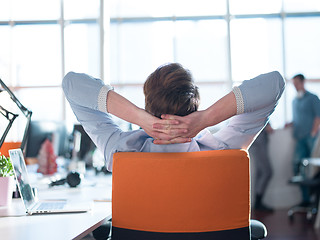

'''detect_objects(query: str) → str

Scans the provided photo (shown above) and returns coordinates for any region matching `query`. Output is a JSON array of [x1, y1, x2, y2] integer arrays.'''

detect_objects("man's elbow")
[[62, 72, 77, 95], [271, 71, 285, 89], [270, 71, 285, 100]]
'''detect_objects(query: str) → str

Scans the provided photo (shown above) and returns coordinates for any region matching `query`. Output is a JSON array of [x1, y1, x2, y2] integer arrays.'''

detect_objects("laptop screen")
[[9, 149, 36, 209]]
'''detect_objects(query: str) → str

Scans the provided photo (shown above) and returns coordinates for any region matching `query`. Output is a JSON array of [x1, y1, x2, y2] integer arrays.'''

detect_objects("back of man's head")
[[144, 63, 200, 118], [293, 74, 305, 82]]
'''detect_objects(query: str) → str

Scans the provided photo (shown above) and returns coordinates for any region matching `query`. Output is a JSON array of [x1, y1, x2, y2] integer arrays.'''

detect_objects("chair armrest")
[[250, 219, 267, 240]]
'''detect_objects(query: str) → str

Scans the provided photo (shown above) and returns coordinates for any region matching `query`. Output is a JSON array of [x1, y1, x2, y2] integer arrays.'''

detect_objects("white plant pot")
[[0, 176, 15, 206]]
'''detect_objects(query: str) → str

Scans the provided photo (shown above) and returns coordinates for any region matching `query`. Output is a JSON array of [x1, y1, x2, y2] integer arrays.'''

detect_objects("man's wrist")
[[133, 107, 150, 127], [202, 108, 213, 129]]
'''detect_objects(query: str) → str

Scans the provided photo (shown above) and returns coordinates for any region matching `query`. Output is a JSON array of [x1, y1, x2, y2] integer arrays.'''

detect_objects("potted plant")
[[0, 154, 15, 206]]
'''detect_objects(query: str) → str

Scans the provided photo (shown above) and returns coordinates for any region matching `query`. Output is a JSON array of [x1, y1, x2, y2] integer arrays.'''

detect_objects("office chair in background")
[[111, 150, 267, 240], [288, 135, 320, 221]]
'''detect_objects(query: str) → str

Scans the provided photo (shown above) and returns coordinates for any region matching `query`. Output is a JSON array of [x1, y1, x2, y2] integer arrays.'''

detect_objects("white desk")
[[0, 172, 112, 240]]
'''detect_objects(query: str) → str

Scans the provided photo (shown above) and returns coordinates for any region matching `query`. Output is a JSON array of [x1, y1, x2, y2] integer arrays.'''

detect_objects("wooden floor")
[[252, 209, 320, 240]]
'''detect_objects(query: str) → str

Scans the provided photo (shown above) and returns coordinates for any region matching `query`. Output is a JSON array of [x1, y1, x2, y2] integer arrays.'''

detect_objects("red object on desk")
[[37, 138, 57, 175]]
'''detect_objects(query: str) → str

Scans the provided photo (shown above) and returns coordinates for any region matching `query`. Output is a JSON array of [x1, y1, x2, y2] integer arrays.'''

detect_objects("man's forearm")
[[106, 90, 143, 125], [203, 91, 237, 128]]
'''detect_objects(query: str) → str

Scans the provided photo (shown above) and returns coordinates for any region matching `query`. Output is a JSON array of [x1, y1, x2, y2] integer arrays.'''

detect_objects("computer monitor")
[[25, 121, 69, 158], [72, 124, 96, 160]]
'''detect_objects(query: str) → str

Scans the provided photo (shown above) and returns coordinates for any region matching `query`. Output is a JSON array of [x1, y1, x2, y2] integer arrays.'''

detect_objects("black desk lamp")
[[0, 78, 32, 150]]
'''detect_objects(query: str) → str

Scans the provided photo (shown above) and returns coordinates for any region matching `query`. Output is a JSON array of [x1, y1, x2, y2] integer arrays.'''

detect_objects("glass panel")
[[0, 1, 11, 21], [12, 0, 60, 20], [111, 21, 174, 84], [230, 18, 283, 81], [198, 83, 230, 132], [0, 26, 12, 83], [109, 24, 120, 84], [117, 86, 145, 109], [283, 0, 320, 12], [174, 0, 226, 16], [269, 94, 286, 129], [65, 100, 78, 129], [306, 82, 320, 99], [114, 86, 145, 131], [229, 0, 282, 14], [12, 25, 61, 86], [175, 20, 229, 82], [198, 83, 229, 110], [18, 88, 64, 121], [64, 0, 100, 19], [284, 17, 320, 79], [285, 82, 298, 124], [111, 0, 226, 18], [64, 23, 100, 77]]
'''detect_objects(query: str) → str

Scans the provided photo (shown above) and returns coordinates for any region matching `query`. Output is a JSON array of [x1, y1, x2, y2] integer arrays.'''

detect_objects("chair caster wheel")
[[307, 212, 313, 221]]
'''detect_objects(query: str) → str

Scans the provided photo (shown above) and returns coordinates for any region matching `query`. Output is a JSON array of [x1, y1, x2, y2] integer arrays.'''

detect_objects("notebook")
[[9, 148, 92, 215]]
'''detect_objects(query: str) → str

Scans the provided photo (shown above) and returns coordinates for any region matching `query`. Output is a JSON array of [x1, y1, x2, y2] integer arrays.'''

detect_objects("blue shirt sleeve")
[[62, 72, 142, 171], [213, 71, 285, 150], [312, 94, 320, 117]]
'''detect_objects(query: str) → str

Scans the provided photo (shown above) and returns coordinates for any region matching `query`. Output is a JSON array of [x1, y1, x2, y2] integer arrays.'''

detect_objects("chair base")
[[111, 226, 250, 240], [92, 221, 267, 240], [288, 205, 318, 221], [250, 220, 267, 240]]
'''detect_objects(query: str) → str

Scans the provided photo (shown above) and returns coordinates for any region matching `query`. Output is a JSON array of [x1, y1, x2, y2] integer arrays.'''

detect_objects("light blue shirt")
[[62, 71, 285, 171], [292, 91, 320, 139]]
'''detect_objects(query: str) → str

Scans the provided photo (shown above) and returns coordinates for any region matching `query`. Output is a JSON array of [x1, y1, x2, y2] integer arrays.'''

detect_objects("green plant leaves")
[[0, 154, 14, 177]]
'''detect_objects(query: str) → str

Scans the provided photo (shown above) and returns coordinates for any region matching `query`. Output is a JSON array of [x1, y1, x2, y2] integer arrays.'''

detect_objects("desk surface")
[[0, 172, 112, 240]]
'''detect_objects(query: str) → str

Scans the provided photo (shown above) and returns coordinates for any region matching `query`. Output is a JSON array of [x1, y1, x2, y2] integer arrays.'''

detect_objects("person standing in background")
[[286, 74, 320, 207], [249, 123, 274, 212]]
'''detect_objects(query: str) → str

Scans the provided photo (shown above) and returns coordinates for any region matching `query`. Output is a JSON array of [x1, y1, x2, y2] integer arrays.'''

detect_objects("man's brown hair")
[[144, 63, 199, 118], [293, 74, 305, 82]]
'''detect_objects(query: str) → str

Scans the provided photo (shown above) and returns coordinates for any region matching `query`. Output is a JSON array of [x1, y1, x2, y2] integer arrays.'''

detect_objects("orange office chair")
[[111, 149, 267, 240], [0, 142, 21, 157]]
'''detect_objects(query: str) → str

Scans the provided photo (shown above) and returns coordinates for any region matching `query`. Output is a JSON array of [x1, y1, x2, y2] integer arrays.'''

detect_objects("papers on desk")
[[93, 199, 112, 202]]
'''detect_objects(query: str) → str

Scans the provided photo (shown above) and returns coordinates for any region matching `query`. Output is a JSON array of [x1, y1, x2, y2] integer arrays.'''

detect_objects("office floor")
[[252, 209, 320, 240]]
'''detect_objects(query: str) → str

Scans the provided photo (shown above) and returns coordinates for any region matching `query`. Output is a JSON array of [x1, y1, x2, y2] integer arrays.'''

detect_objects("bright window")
[[12, 25, 61, 86], [12, 0, 60, 20], [230, 18, 283, 81], [64, 23, 100, 76], [229, 0, 282, 14], [283, 0, 320, 12], [175, 20, 229, 82], [1, 0, 320, 142], [110, 0, 226, 18], [284, 17, 320, 79]]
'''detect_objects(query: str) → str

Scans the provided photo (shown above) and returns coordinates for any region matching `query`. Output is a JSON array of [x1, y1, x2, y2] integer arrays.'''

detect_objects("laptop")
[[9, 148, 92, 215]]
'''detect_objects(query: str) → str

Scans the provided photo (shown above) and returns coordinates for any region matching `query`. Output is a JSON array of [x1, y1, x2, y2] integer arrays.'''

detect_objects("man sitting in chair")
[[63, 63, 284, 240], [63, 63, 285, 171]]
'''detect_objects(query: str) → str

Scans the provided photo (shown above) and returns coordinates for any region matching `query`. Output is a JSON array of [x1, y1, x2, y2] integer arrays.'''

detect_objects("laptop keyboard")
[[37, 202, 66, 210]]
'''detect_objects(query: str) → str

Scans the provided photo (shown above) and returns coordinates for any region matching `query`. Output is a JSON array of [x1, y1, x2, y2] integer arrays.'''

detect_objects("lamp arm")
[[0, 78, 32, 150], [0, 106, 19, 149], [0, 78, 32, 118], [20, 111, 32, 151]]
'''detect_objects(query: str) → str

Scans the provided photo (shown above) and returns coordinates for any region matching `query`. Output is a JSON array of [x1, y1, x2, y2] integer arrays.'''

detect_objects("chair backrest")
[[0, 142, 21, 157], [112, 149, 250, 240]]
